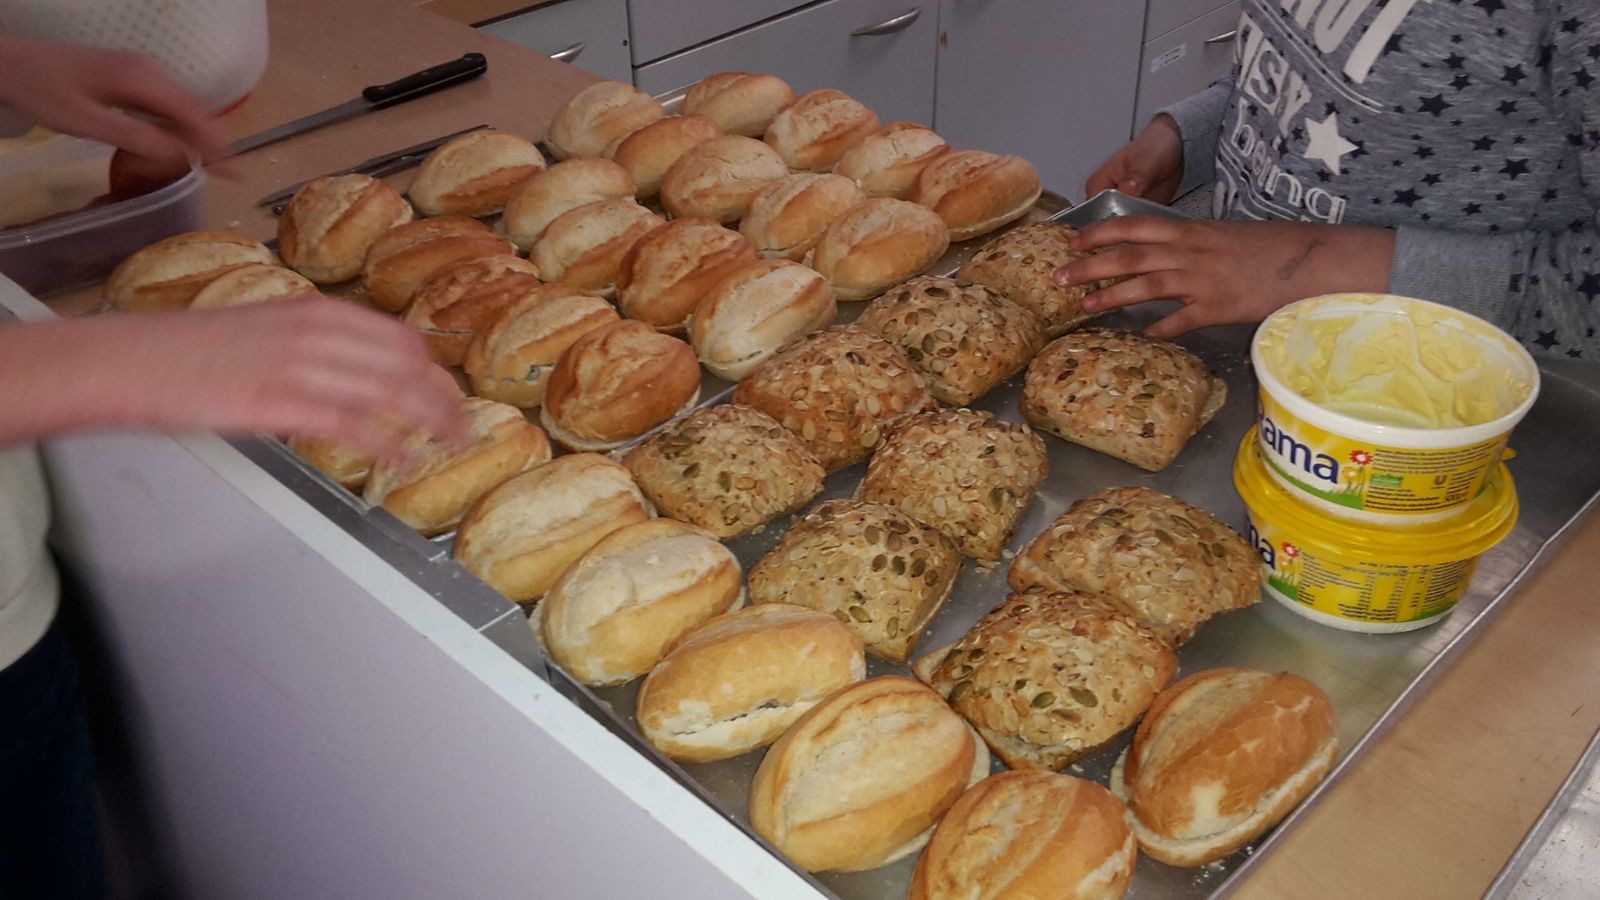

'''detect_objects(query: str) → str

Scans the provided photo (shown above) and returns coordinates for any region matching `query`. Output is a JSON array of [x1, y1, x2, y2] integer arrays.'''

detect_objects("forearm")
[[0, 317, 156, 445]]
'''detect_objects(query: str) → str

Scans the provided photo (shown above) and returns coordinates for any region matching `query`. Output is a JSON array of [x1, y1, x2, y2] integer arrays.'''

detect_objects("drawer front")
[[634, 0, 936, 126], [628, 0, 807, 65], [480, 0, 634, 84], [1135, 1, 1241, 129], [1146, 0, 1230, 41]]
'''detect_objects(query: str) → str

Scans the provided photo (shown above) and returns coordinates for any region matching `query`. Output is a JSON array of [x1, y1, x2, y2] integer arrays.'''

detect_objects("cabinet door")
[[633, 0, 937, 126], [627, 0, 808, 66], [934, 0, 1146, 202], [479, 0, 633, 85], [1135, 2, 1241, 128]]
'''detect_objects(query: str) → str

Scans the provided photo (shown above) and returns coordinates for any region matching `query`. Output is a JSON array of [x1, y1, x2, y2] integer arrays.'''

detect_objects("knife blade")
[[229, 52, 488, 156], [256, 123, 493, 209]]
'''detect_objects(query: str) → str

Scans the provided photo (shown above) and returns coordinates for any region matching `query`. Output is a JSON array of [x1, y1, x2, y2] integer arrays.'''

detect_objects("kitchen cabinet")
[[1135, 2, 1241, 130], [627, 0, 808, 66], [478, 0, 634, 84]]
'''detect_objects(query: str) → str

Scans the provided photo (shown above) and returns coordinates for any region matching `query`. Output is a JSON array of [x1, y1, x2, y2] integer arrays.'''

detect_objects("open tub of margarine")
[[1251, 293, 1538, 524], [1234, 431, 1518, 633]]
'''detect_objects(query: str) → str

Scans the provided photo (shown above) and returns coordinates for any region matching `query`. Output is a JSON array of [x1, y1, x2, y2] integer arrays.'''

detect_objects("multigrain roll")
[[911, 150, 1041, 241], [616, 218, 756, 332], [409, 130, 547, 217], [402, 255, 543, 366], [763, 88, 879, 172], [687, 258, 836, 381], [1111, 668, 1338, 867], [529, 199, 663, 298], [464, 286, 618, 408], [833, 121, 950, 200], [276, 174, 414, 284], [546, 80, 665, 160], [659, 134, 788, 224], [189, 264, 314, 309], [362, 216, 514, 313], [682, 72, 796, 137], [808, 197, 950, 301], [105, 230, 275, 312], [289, 365, 464, 491], [739, 172, 866, 261], [540, 319, 700, 452], [957, 222, 1117, 337], [603, 114, 723, 200], [502, 158, 636, 252]]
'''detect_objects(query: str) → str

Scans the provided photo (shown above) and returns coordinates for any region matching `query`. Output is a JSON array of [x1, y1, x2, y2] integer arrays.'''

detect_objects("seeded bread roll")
[[913, 590, 1177, 771], [277, 174, 414, 284], [833, 122, 951, 200], [637, 604, 865, 762], [861, 409, 1049, 565], [1008, 486, 1260, 647], [105, 230, 275, 312], [739, 172, 866, 261], [808, 197, 950, 301], [530, 198, 663, 298], [659, 134, 788, 224], [750, 676, 990, 873], [1021, 329, 1226, 472], [682, 72, 796, 137], [749, 499, 960, 662], [540, 319, 700, 452], [956, 222, 1116, 337], [616, 218, 757, 332], [409, 130, 546, 217], [189, 264, 314, 309], [546, 80, 665, 160], [733, 326, 934, 473], [763, 88, 880, 172], [502, 158, 636, 252], [403, 255, 543, 366], [911, 150, 1041, 241], [687, 258, 836, 381], [1110, 668, 1338, 867], [855, 275, 1045, 406], [464, 286, 618, 408], [623, 404, 826, 539], [362, 216, 514, 313], [289, 365, 465, 491], [603, 114, 723, 200]]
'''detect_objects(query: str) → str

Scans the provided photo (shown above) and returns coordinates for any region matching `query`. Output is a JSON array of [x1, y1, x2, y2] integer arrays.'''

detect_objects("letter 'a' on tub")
[[1251, 293, 1538, 524]]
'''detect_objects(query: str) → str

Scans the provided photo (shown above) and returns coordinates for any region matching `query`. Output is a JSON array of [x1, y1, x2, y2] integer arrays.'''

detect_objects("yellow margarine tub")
[[1252, 293, 1538, 524], [1234, 431, 1518, 633]]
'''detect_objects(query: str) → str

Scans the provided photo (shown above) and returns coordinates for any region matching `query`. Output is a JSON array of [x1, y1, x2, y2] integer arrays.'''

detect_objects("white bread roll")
[[682, 72, 796, 137], [540, 319, 701, 452], [833, 121, 951, 200], [464, 286, 618, 409], [189, 264, 315, 309], [688, 258, 836, 381], [361, 216, 514, 313], [659, 134, 788, 224], [105, 230, 275, 312], [277, 174, 414, 284], [502, 158, 636, 252], [603, 114, 723, 200], [530, 199, 663, 298], [764, 88, 879, 172], [546, 80, 665, 160], [739, 172, 866, 261], [808, 197, 950, 301], [911, 149, 1042, 241], [615, 218, 756, 332], [402, 255, 543, 366], [409, 130, 547, 217]]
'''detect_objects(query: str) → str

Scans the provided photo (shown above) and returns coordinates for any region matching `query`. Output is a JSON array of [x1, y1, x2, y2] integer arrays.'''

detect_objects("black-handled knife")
[[229, 52, 488, 156]]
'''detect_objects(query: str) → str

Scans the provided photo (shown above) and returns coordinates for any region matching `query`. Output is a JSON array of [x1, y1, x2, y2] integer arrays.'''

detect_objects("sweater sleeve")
[[1156, 80, 1236, 198]]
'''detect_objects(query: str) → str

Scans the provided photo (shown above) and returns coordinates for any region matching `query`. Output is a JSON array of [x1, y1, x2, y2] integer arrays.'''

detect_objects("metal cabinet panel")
[[627, 0, 807, 65], [1146, 0, 1231, 42], [1134, 1, 1241, 129], [480, 0, 634, 84]]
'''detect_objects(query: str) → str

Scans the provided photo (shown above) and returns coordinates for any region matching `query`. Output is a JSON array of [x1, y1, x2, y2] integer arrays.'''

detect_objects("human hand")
[[1084, 115, 1184, 204], [1052, 217, 1396, 339]]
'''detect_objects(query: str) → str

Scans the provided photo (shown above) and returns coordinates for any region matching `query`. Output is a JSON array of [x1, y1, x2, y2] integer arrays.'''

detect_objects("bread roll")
[[403, 255, 543, 366], [546, 80, 665, 160], [362, 216, 514, 313], [809, 197, 950, 301], [540, 519, 743, 687], [530, 198, 663, 298], [911, 771, 1137, 900], [454, 453, 653, 603], [105, 230, 275, 312], [834, 121, 951, 200], [603, 114, 723, 200], [288, 365, 464, 491], [764, 88, 879, 172], [911, 150, 1041, 241], [277, 174, 414, 284], [464, 286, 618, 408], [739, 173, 866, 261], [1110, 668, 1338, 867], [687, 258, 836, 381], [616, 218, 756, 332], [540, 319, 701, 452], [502, 158, 636, 252], [659, 134, 787, 224], [682, 72, 796, 137], [750, 676, 990, 873], [189, 264, 314, 309], [956, 222, 1118, 336], [409, 130, 547, 217]]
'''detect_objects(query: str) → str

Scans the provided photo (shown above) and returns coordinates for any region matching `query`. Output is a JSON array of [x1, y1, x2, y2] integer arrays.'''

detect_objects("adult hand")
[[1052, 217, 1396, 339], [1084, 115, 1184, 204]]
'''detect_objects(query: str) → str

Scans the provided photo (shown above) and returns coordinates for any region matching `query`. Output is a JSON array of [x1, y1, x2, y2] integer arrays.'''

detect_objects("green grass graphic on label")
[[1264, 455, 1365, 510], [1267, 573, 1300, 601]]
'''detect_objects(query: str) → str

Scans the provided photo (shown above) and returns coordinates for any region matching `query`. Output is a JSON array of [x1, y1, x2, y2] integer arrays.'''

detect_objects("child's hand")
[[1083, 115, 1184, 204]]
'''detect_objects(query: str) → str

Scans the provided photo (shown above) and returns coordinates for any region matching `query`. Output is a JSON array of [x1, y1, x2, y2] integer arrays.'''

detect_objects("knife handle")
[[362, 52, 488, 108]]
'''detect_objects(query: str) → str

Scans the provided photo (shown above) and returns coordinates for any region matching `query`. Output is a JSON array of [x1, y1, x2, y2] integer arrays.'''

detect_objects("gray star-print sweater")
[[1162, 0, 1599, 359]]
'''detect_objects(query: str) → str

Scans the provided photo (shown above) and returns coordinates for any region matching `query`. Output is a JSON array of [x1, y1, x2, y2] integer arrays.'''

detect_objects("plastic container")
[[1251, 293, 1538, 524], [1234, 430, 1518, 634]]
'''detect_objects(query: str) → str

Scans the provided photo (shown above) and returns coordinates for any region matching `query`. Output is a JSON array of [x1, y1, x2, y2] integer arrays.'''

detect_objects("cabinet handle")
[[851, 7, 921, 37], [1204, 29, 1240, 44], [550, 41, 586, 63]]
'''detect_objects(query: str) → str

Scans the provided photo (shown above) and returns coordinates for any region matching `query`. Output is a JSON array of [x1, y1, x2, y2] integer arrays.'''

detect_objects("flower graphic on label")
[[1340, 448, 1374, 501], [1279, 541, 1302, 587], [1350, 449, 1373, 466]]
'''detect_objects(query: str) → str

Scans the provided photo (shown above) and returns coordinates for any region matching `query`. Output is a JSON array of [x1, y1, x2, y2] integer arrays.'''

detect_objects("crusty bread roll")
[[808, 197, 950, 301], [687, 258, 836, 381], [546, 80, 665, 160], [833, 121, 951, 200], [288, 365, 464, 492], [464, 286, 618, 408], [957, 222, 1119, 337], [911, 771, 1137, 900], [540, 319, 701, 452], [603, 114, 723, 200], [530, 198, 663, 298], [764, 88, 879, 172], [911, 149, 1041, 241], [659, 134, 788, 224], [540, 519, 743, 687], [502, 158, 636, 252], [750, 676, 990, 873], [739, 172, 866, 261], [409, 130, 547, 217], [189, 264, 315, 309], [637, 604, 865, 762], [277, 174, 414, 284], [682, 72, 796, 137], [1110, 668, 1338, 867], [616, 218, 756, 332], [105, 230, 275, 312], [454, 453, 653, 603], [362, 216, 514, 313], [403, 255, 543, 366]]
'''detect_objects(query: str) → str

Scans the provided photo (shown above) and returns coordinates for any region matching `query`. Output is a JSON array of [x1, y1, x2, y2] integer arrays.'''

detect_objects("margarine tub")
[[1251, 293, 1538, 524], [1234, 431, 1517, 633]]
